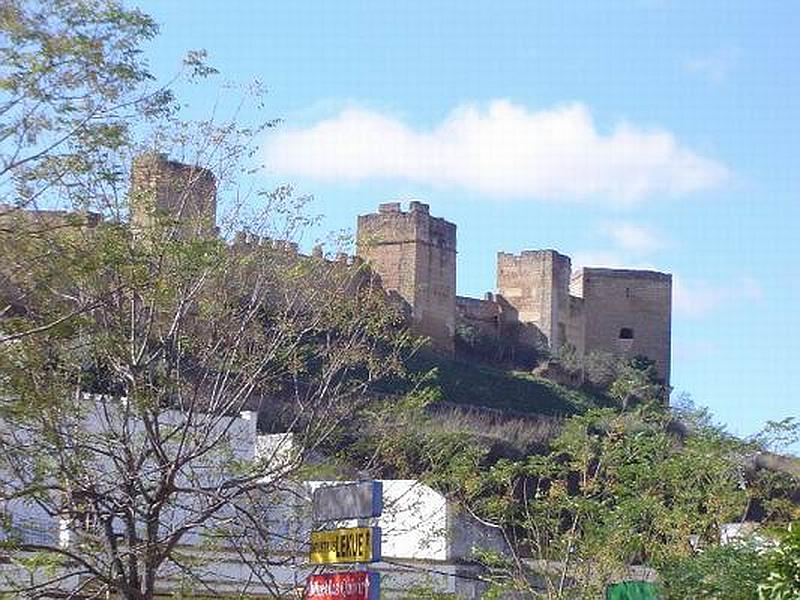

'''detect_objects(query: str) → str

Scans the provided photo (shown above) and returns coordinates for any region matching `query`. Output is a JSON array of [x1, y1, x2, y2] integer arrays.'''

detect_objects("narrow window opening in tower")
[[619, 327, 634, 340], [625, 287, 631, 298]]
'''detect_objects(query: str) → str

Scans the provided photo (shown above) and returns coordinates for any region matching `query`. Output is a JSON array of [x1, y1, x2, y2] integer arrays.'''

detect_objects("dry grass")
[[427, 402, 564, 453]]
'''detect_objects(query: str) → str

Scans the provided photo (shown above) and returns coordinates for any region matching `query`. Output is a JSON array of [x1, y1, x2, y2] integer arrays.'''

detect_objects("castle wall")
[[0, 205, 101, 231], [6, 182, 675, 385], [355, 203, 673, 383], [566, 295, 586, 357], [455, 295, 502, 339], [357, 202, 456, 353], [575, 268, 672, 383], [496, 250, 571, 351], [130, 153, 217, 238]]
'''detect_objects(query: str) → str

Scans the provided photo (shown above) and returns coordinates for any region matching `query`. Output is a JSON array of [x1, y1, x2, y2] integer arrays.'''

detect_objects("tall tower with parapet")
[[356, 201, 457, 353], [496, 250, 573, 351], [571, 268, 672, 383], [130, 153, 218, 238]]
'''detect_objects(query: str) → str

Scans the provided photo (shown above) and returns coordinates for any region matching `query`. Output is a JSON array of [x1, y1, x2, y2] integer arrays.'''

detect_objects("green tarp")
[[605, 581, 661, 600]]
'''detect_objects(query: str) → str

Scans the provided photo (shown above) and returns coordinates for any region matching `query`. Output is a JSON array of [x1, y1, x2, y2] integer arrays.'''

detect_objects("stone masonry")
[[8, 153, 670, 383], [130, 152, 218, 238], [356, 201, 457, 353], [570, 268, 672, 384], [357, 202, 672, 383], [496, 250, 572, 350]]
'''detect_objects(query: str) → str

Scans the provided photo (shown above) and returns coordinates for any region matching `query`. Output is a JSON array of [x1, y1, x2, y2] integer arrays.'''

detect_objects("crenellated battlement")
[[356, 201, 457, 353], [357, 200, 457, 254], [357, 202, 672, 382], [13, 153, 671, 382]]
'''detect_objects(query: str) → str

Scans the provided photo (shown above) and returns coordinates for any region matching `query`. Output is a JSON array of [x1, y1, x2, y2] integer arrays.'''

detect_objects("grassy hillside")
[[409, 353, 604, 417]]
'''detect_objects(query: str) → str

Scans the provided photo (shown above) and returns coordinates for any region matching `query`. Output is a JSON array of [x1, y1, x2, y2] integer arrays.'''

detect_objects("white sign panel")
[[312, 481, 383, 522]]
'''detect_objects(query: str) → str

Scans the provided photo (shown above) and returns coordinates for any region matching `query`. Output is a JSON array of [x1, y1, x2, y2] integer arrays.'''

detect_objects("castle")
[[2, 155, 672, 384], [357, 201, 672, 383]]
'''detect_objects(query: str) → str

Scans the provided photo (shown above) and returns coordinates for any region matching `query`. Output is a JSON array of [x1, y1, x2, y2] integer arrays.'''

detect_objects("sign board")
[[306, 571, 379, 600], [605, 581, 660, 600], [312, 481, 383, 522], [309, 526, 381, 564]]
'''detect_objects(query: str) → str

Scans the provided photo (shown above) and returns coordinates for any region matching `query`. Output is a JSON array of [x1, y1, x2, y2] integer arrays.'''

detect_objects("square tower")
[[356, 201, 456, 353], [496, 250, 572, 351], [573, 268, 672, 383], [130, 153, 218, 238]]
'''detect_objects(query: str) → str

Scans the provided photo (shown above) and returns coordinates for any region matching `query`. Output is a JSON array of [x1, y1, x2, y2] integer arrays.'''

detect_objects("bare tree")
[[0, 2, 418, 598], [0, 147, 415, 598]]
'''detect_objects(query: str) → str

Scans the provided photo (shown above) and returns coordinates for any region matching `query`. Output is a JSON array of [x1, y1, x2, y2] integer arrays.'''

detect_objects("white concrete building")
[[1, 405, 505, 598]]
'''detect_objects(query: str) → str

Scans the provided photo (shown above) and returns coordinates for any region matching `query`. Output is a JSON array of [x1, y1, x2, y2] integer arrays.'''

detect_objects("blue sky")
[[137, 1, 799, 447]]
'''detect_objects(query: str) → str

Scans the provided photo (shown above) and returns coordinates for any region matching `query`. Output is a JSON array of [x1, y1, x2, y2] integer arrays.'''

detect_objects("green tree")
[[442, 404, 788, 598], [0, 0, 179, 211], [658, 542, 769, 600], [0, 2, 420, 598], [1, 204, 415, 598], [759, 523, 800, 599]]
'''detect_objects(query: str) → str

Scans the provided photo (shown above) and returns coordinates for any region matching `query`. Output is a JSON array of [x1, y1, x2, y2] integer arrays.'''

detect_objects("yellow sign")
[[309, 527, 379, 564]]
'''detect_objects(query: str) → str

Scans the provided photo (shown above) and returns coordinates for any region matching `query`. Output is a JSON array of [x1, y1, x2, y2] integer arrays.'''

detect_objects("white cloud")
[[685, 48, 739, 84], [572, 221, 665, 270], [599, 221, 666, 254], [673, 276, 764, 318], [262, 100, 729, 204], [673, 277, 724, 317], [739, 276, 764, 302]]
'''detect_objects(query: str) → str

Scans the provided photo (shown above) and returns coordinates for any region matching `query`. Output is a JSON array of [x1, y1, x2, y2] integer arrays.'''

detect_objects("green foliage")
[[580, 350, 619, 389], [747, 468, 800, 524], [556, 350, 669, 410], [659, 543, 769, 600], [0, 0, 177, 207], [409, 353, 600, 417], [759, 523, 800, 599], [752, 418, 800, 455], [0, 4, 423, 599], [446, 405, 770, 597], [455, 321, 541, 368], [336, 347, 798, 598], [608, 356, 666, 410]]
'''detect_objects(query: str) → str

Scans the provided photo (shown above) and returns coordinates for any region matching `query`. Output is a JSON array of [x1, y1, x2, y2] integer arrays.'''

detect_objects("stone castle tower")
[[356, 201, 457, 353], [569, 268, 672, 383], [358, 202, 672, 383], [130, 153, 218, 238], [496, 250, 573, 350], [495, 252, 672, 381]]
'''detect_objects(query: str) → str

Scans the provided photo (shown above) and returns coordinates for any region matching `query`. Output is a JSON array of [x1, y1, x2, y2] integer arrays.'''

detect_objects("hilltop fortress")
[[2, 154, 672, 384], [357, 201, 672, 383]]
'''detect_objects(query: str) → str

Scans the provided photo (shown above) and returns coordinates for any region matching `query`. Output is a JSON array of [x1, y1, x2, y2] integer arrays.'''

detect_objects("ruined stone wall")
[[566, 295, 585, 357], [575, 268, 672, 382], [357, 201, 456, 353], [414, 203, 457, 353], [496, 250, 572, 350], [551, 254, 572, 349], [455, 294, 502, 339], [354, 203, 672, 375], [0, 204, 101, 232], [130, 153, 217, 238]]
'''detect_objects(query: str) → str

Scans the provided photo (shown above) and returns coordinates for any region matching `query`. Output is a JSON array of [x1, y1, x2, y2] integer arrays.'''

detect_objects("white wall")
[[2, 412, 502, 598]]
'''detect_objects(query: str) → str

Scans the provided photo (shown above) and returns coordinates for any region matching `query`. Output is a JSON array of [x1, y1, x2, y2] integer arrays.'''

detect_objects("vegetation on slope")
[[338, 346, 800, 599], [407, 352, 604, 417]]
